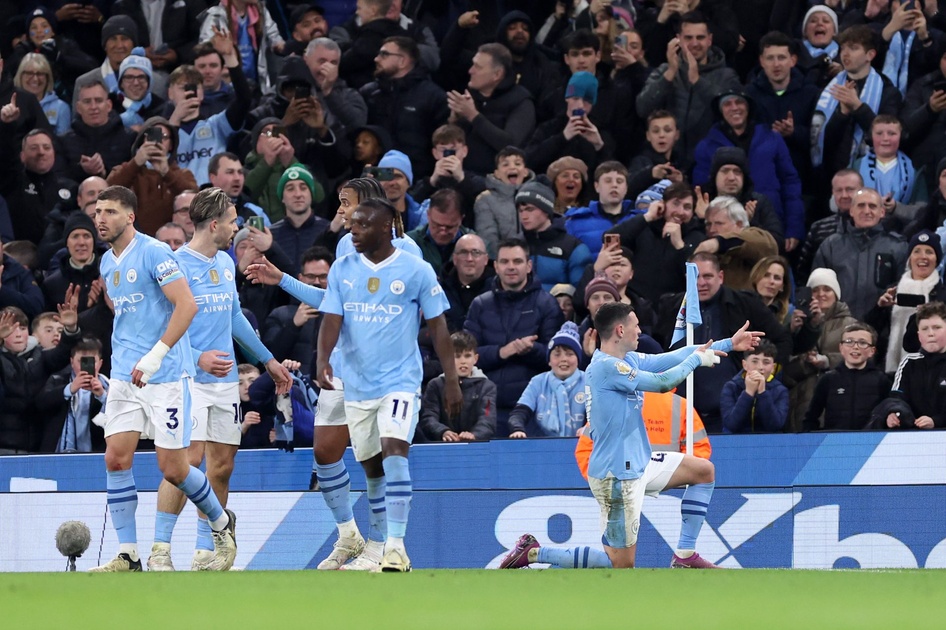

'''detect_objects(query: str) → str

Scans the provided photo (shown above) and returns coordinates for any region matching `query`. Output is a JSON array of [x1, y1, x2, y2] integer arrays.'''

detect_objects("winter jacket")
[[406, 224, 475, 274], [439, 262, 497, 333], [495, 11, 557, 103], [61, 113, 136, 184], [626, 145, 692, 200], [636, 46, 741, 159], [463, 276, 565, 409], [339, 17, 407, 89], [409, 169, 488, 220], [473, 172, 535, 255], [420, 368, 497, 440], [508, 369, 587, 437], [902, 68, 946, 176], [693, 124, 806, 240], [523, 223, 593, 291], [0, 254, 45, 320], [714, 227, 780, 291], [804, 363, 891, 431], [244, 152, 302, 223], [360, 66, 449, 178], [797, 213, 851, 284], [199, 2, 284, 94], [876, 350, 946, 429], [42, 254, 101, 314], [113, 0, 204, 64], [565, 201, 642, 258], [269, 214, 332, 276], [606, 214, 705, 303], [720, 371, 789, 433], [262, 302, 321, 378], [457, 77, 536, 175], [35, 365, 107, 453], [812, 225, 909, 320], [525, 113, 613, 177]]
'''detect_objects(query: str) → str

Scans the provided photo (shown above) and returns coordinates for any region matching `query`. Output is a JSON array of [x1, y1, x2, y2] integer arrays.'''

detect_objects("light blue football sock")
[[365, 475, 387, 543], [382, 456, 411, 539], [678, 481, 715, 550], [153, 511, 178, 544], [316, 459, 354, 524], [538, 546, 613, 568], [107, 469, 138, 545], [177, 466, 224, 526], [195, 517, 214, 551]]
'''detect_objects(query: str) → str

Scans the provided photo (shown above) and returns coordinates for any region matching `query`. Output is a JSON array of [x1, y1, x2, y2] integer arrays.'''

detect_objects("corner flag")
[[671, 262, 702, 347]]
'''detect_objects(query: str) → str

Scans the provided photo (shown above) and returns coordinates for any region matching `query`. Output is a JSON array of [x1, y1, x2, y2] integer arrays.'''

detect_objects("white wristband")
[[695, 349, 720, 368], [136, 341, 171, 384]]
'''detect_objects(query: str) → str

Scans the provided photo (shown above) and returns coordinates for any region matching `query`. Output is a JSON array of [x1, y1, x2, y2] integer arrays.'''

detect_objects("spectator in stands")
[[749, 255, 793, 326], [636, 12, 741, 160], [244, 119, 301, 223], [694, 196, 779, 291], [155, 222, 186, 251], [208, 152, 273, 227], [495, 10, 554, 105], [606, 182, 705, 303], [874, 301, 946, 430], [420, 330, 496, 442], [784, 267, 858, 431], [112, 0, 204, 76], [31, 313, 62, 350], [535, 29, 602, 123], [38, 3, 108, 72], [547, 156, 589, 216], [589, 245, 656, 335], [114, 47, 165, 131], [337, 0, 406, 90], [409, 124, 486, 219], [903, 47, 946, 179], [269, 165, 330, 274], [516, 181, 592, 291], [303, 37, 369, 138], [282, 4, 330, 56], [747, 32, 820, 193], [852, 115, 927, 223], [14, 53, 70, 136], [797, 169, 863, 284], [407, 189, 472, 274], [192, 42, 231, 118], [508, 321, 586, 438], [74, 14, 140, 99], [566, 161, 640, 257], [811, 25, 902, 177], [720, 340, 788, 434], [36, 336, 108, 453], [813, 188, 908, 320], [375, 149, 423, 231], [106, 117, 196, 237], [37, 175, 107, 269], [238, 364, 272, 448], [0, 241, 43, 326], [171, 190, 196, 240], [804, 322, 889, 431], [440, 233, 495, 333], [167, 33, 249, 186], [447, 43, 536, 175], [62, 77, 136, 184], [199, 0, 285, 94], [360, 35, 448, 178], [795, 5, 841, 89], [0, 127, 76, 245], [693, 90, 805, 252], [473, 146, 533, 255], [702, 146, 785, 245], [608, 28, 652, 164], [874, 1, 941, 96], [868, 230, 945, 372], [232, 226, 294, 325], [551, 283, 577, 323], [262, 246, 333, 378], [0, 290, 79, 454], [346, 124, 389, 180], [527, 71, 612, 177], [655, 253, 791, 432], [41, 213, 101, 313], [0, 51, 53, 148], [464, 238, 564, 435], [627, 110, 689, 200]]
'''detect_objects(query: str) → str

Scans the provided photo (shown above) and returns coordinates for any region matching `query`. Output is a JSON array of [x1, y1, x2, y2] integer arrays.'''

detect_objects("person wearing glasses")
[[405, 189, 473, 274], [804, 323, 889, 432], [439, 233, 495, 332], [114, 48, 166, 132]]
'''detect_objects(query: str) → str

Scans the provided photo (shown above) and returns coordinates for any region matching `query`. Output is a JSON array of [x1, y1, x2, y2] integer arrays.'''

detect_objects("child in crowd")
[[238, 363, 269, 448], [627, 110, 689, 200], [420, 331, 497, 442], [550, 284, 578, 323], [32, 312, 63, 349], [474, 146, 534, 256], [720, 340, 788, 433], [804, 323, 889, 431], [507, 322, 586, 438]]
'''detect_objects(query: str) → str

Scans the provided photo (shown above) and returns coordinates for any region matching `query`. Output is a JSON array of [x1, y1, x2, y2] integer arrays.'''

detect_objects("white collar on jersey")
[[358, 248, 401, 271]]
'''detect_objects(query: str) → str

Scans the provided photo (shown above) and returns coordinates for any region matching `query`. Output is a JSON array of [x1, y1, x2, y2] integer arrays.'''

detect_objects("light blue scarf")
[[536, 370, 587, 437], [812, 68, 884, 168], [58, 375, 109, 453], [803, 39, 839, 61], [882, 30, 915, 96], [858, 148, 916, 203], [119, 92, 153, 128]]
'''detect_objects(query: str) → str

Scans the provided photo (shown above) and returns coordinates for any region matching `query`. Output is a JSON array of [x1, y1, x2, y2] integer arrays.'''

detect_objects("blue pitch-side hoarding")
[[1, 433, 944, 571]]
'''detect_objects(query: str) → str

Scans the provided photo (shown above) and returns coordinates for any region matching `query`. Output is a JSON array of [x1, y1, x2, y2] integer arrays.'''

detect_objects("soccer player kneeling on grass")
[[501, 302, 763, 569], [317, 198, 462, 572]]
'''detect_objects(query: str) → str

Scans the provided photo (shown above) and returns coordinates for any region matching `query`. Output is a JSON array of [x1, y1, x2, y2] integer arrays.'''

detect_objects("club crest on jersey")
[[616, 361, 631, 375], [210, 269, 220, 284], [367, 277, 380, 293], [224, 269, 233, 282], [390, 280, 405, 295], [113, 271, 120, 287], [126, 269, 137, 283]]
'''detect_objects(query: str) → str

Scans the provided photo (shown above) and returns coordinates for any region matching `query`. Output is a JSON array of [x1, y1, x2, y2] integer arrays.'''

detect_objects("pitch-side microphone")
[[55, 521, 91, 572]]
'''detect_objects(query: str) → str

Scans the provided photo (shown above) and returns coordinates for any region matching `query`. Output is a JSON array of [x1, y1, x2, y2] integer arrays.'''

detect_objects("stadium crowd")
[[4, 0, 946, 455]]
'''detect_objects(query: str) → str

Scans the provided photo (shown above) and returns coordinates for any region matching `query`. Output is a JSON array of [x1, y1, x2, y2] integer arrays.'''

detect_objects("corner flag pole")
[[671, 263, 701, 456]]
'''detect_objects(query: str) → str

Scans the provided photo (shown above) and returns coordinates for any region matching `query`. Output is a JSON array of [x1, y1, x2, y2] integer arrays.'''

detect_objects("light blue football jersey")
[[100, 232, 196, 383], [175, 111, 234, 186], [177, 245, 274, 384], [335, 232, 423, 259], [320, 249, 449, 401]]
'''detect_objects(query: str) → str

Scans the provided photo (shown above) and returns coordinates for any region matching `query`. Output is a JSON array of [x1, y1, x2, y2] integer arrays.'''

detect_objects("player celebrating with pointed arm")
[[501, 302, 762, 570], [88, 186, 237, 572], [316, 198, 462, 573]]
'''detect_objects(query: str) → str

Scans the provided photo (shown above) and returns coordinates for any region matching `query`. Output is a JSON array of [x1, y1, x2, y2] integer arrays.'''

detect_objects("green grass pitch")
[[4, 569, 946, 629]]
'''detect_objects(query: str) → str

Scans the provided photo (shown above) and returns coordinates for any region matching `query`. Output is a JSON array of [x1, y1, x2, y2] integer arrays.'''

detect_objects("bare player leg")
[[155, 441, 205, 518], [104, 432, 140, 473], [663, 455, 715, 490], [314, 425, 349, 466]]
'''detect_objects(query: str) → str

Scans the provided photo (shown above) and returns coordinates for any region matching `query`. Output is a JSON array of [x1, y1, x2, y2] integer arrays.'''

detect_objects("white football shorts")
[[344, 390, 419, 461], [190, 381, 241, 445], [315, 377, 346, 427], [104, 379, 192, 450]]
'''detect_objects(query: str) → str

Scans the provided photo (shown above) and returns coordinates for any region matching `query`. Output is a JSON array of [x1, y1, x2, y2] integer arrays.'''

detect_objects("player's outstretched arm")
[[245, 255, 283, 286], [132, 278, 197, 387], [729, 320, 765, 352], [629, 342, 720, 394], [316, 313, 342, 390], [428, 314, 463, 419]]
